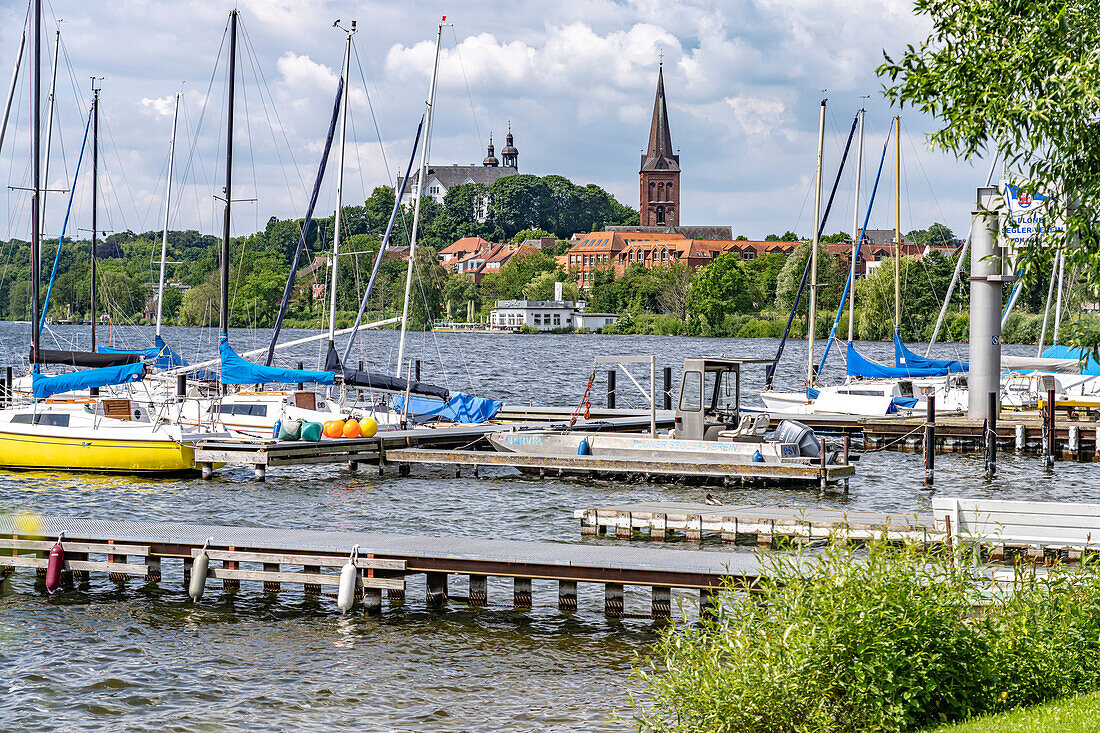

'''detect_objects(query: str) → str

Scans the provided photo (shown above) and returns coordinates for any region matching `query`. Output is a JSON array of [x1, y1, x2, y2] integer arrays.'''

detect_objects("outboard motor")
[[766, 420, 833, 462]]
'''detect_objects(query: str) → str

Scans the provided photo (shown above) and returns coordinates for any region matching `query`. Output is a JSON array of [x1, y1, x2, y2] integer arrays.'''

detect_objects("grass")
[[928, 691, 1100, 732]]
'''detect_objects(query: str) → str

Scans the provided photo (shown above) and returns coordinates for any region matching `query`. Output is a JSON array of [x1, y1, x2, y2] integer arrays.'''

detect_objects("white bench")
[[931, 498, 1100, 560]]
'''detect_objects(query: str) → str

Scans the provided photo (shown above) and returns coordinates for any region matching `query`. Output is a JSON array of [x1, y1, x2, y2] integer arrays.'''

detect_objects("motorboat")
[[491, 356, 849, 471]]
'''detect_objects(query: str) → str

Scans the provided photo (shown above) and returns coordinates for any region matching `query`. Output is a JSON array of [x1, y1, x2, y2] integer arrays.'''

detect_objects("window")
[[679, 371, 702, 412], [534, 314, 542, 326], [553, 313, 561, 325], [429, 185, 440, 195], [11, 413, 69, 426], [656, 206, 665, 224]]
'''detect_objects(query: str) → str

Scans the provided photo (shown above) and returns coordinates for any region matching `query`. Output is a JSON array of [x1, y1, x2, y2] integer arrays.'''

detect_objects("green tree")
[[879, 0, 1100, 339], [775, 242, 846, 317], [687, 253, 754, 328], [178, 273, 219, 327], [513, 228, 553, 243], [523, 270, 581, 301]]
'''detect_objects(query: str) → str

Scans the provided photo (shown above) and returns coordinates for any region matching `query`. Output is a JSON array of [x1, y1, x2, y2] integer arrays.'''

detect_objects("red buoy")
[[45, 533, 64, 594]]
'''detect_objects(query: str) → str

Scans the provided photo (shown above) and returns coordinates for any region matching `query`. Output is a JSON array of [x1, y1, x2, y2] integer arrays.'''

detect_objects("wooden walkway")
[[0, 515, 760, 618], [387, 448, 854, 488], [575, 502, 934, 544]]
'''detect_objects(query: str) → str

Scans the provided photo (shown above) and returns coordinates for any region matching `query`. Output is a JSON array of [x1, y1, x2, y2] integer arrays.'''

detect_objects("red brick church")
[[639, 63, 680, 227]]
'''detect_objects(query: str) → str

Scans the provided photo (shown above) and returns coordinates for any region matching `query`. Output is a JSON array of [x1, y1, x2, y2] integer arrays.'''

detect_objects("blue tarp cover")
[[1041, 345, 1100, 375], [101, 335, 188, 370], [894, 331, 967, 373], [219, 336, 334, 386], [32, 362, 145, 401], [847, 342, 952, 378], [393, 392, 502, 423]]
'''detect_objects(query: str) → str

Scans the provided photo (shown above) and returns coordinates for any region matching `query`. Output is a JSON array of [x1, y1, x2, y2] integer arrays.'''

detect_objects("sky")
[[0, 0, 992, 243]]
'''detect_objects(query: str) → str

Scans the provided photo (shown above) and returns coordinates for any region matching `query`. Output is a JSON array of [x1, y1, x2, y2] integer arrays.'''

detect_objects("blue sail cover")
[[393, 392, 502, 423], [219, 336, 334, 386], [32, 362, 145, 401], [101, 335, 188, 370], [846, 342, 952, 378], [894, 331, 967, 373], [1041, 345, 1100, 375]]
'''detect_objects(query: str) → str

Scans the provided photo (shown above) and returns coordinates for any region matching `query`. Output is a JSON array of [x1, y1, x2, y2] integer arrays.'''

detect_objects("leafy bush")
[[632, 542, 1100, 733]]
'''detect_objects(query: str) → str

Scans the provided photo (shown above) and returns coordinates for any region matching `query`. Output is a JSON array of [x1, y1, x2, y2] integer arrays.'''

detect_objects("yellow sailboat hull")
[[0, 429, 199, 473]]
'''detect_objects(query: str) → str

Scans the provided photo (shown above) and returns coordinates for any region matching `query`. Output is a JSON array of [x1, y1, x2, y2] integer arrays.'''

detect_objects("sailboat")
[[0, 3, 206, 473]]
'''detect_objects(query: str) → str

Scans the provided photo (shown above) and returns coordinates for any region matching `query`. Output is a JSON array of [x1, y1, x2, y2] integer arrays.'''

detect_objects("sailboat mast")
[[41, 27, 59, 234], [0, 17, 26, 161], [90, 80, 99, 351], [396, 19, 445, 377], [220, 10, 238, 339], [156, 92, 181, 338], [1052, 249, 1066, 346], [30, 0, 41, 365], [328, 21, 355, 347], [806, 98, 826, 387], [893, 115, 901, 329], [847, 107, 864, 343]]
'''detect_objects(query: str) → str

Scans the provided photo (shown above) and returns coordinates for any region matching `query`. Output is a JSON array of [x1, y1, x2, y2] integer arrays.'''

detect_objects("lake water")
[[1, 324, 1096, 731]]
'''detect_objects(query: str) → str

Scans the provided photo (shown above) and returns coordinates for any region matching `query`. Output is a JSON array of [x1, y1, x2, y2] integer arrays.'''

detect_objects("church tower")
[[639, 63, 680, 226], [501, 123, 518, 169]]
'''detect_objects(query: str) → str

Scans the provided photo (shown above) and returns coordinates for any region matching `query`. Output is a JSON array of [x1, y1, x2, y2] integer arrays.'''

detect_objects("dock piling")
[[426, 572, 448, 608], [1015, 424, 1025, 451], [607, 369, 616, 409], [604, 583, 624, 618], [652, 586, 671, 618], [558, 580, 577, 612], [253, 464, 266, 482], [415, 359, 421, 382], [986, 391, 997, 476], [303, 565, 320, 594], [363, 587, 382, 616], [1045, 387, 1056, 468], [663, 367, 672, 410], [200, 463, 213, 480], [513, 577, 532, 608], [924, 395, 935, 484], [468, 575, 487, 606]]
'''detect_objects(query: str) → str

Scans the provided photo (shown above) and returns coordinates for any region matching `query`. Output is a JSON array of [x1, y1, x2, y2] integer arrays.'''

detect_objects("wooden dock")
[[0, 515, 760, 618], [575, 502, 934, 544], [860, 414, 1100, 459], [386, 447, 854, 488], [192, 416, 664, 481]]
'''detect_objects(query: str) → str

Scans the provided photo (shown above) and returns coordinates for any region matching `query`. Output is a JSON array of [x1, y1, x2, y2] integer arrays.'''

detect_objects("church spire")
[[641, 63, 678, 172]]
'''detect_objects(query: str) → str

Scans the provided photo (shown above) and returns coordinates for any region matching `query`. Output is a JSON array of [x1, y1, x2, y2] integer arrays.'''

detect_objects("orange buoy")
[[360, 417, 378, 438], [45, 532, 65, 594], [343, 418, 362, 439], [322, 420, 345, 438]]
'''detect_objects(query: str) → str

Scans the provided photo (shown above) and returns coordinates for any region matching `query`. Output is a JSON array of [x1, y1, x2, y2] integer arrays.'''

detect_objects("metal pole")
[[30, 0, 40, 365], [90, 81, 99, 351], [328, 22, 355, 348], [606, 369, 616, 409], [806, 98, 826, 386], [894, 115, 901, 329], [848, 108, 864, 341], [650, 356, 656, 437], [1047, 388, 1056, 467], [396, 20, 445, 376], [220, 10, 238, 338], [156, 92, 180, 336], [1037, 249, 1058, 356], [663, 366, 672, 410], [986, 391, 997, 476], [1052, 247, 1067, 346], [967, 187, 1001, 421], [927, 154, 999, 354], [40, 28, 59, 236], [924, 394, 935, 484], [414, 359, 421, 382], [0, 24, 25, 160]]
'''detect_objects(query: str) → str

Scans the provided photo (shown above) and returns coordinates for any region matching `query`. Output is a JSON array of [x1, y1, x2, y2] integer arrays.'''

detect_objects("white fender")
[[337, 544, 360, 613], [189, 537, 213, 602]]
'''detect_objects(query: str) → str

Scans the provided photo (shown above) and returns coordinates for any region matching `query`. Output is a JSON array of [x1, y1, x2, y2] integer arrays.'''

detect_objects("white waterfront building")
[[489, 299, 619, 332]]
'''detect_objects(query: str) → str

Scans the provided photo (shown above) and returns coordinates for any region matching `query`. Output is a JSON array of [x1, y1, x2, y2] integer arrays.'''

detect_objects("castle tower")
[[482, 134, 499, 167], [501, 123, 518, 169], [639, 64, 680, 226]]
